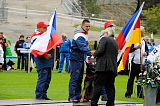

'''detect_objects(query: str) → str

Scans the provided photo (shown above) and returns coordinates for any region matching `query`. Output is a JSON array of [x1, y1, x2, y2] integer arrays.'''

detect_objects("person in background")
[[91, 29, 118, 106], [55, 45, 60, 70], [147, 38, 158, 53], [23, 36, 32, 72], [0, 32, 8, 71], [68, 19, 92, 102], [0, 39, 4, 71], [14, 35, 25, 70], [143, 36, 150, 45], [58, 33, 71, 73]]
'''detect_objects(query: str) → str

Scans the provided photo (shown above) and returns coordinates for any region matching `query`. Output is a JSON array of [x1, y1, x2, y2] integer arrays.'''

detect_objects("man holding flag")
[[30, 10, 63, 100], [33, 22, 54, 100], [125, 26, 148, 98], [116, 2, 148, 98]]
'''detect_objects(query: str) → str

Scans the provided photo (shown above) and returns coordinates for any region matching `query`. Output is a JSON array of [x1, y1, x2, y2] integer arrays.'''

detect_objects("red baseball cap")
[[104, 22, 113, 28], [37, 22, 49, 28]]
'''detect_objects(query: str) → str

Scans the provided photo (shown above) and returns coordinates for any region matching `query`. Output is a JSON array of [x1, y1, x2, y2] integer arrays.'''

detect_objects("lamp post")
[[25, 0, 28, 18]]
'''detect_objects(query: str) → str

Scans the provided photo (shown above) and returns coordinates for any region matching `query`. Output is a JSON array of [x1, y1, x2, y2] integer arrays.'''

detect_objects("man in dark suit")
[[91, 29, 118, 106]]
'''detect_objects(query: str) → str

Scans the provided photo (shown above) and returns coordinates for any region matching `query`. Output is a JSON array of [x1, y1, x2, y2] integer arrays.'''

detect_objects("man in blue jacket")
[[68, 19, 92, 102], [147, 38, 158, 53], [58, 33, 71, 73]]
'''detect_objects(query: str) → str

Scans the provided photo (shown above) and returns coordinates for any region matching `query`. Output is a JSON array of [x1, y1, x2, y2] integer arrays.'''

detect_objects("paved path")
[[0, 99, 143, 106]]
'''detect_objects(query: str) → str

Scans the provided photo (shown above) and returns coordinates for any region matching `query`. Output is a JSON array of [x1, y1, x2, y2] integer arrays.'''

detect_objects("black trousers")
[[156, 88, 160, 103], [24, 54, 32, 72], [125, 62, 142, 98], [91, 71, 116, 106], [17, 53, 24, 70]]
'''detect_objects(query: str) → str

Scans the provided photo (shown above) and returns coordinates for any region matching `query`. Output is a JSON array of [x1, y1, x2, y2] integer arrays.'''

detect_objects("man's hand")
[[143, 52, 147, 56], [56, 59, 60, 61], [91, 50, 95, 56], [135, 44, 142, 49], [44, 54, 52, 59]]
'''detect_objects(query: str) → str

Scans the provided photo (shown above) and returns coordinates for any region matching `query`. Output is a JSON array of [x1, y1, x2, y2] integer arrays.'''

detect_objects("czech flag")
[[30, 10, 63, 57], [116, 3, 144, 72]]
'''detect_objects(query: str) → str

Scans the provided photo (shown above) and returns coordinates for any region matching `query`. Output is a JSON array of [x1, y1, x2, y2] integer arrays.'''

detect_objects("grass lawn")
[[0, 68, 144, 103], [1, 69, 160, 105]]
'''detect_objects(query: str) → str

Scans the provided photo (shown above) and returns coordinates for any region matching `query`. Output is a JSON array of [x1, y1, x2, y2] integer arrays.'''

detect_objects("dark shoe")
[[91, 103, 98, 106], [106, 101, 114, 106], [58, 71, 61, 73], [125, 95, 131, 98], [106, 104, 114, 106], [101, 96, 108, 101], [43, 97, 52, 100], [36, 97, 52, 100]]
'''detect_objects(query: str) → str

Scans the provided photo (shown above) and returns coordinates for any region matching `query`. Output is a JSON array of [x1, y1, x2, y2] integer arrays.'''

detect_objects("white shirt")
[[0, 44, 4, 64], [132, 40, 146, 64]]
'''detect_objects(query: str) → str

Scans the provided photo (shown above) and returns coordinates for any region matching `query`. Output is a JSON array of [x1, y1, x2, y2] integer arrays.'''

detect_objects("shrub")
[[143, 5, 160, 34]]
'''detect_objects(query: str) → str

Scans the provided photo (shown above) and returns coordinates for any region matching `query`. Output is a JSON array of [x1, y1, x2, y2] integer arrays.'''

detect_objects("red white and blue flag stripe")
[[30, 10, 63, 57]]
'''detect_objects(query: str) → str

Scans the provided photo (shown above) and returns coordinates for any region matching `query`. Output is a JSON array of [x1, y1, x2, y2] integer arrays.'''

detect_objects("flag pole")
[[140, 33, 142, 73], [53, 8, 57, 64], [140, 2, 145, 73]]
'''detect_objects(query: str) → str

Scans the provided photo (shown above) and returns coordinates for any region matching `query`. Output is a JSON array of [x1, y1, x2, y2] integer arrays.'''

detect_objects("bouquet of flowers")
[[137, 47, 160, 88]]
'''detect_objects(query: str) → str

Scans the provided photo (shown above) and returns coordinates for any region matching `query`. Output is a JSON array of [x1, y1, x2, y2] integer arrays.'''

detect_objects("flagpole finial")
[[141, 2, 145, 8]]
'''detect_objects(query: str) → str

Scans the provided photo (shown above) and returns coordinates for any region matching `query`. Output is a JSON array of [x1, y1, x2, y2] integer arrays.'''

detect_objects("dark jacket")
[[94, 36, 118, 74], [34, 49, 54, 70], [14, 40, 25, 54]]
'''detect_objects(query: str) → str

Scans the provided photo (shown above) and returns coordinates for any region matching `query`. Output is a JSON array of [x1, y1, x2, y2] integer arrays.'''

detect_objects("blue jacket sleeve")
[[23, 42, 26, 49], [23, 42, 30, 49], [75, 36, 91, 56]]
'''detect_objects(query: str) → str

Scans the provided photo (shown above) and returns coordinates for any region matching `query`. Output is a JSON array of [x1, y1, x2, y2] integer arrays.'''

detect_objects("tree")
[[138, 0, 160, 10], [143, 5, 160, 34], [78, 0, 101, 17]]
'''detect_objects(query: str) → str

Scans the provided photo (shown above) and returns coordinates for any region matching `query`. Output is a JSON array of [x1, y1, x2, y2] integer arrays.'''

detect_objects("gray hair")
[[140, 26, 145, 32], [101, 28, 114, 36]]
